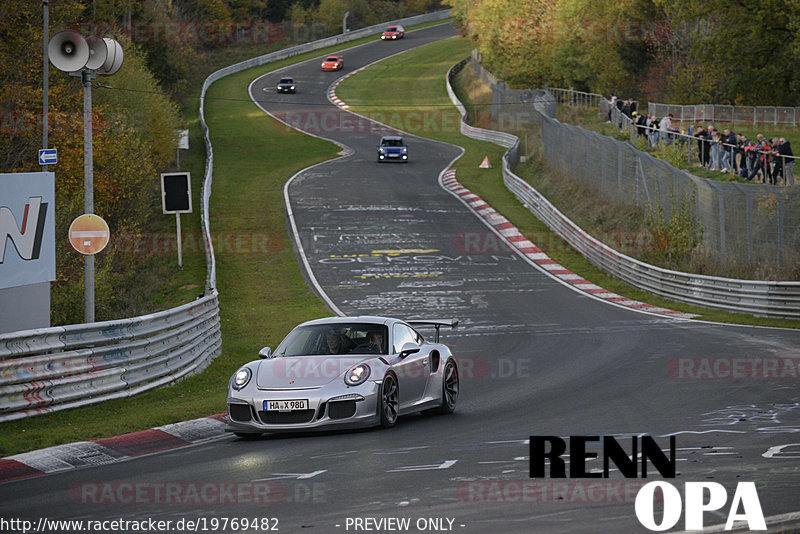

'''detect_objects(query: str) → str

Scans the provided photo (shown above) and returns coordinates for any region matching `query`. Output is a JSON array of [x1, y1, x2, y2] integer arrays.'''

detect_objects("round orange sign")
[[68, 214, 110, 255]]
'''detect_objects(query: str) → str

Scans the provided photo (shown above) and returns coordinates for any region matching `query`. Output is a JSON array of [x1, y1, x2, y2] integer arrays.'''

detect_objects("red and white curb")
[[327, 65, 368, 109], [440, 169, 697, 319], [0, 414, 228, 483]]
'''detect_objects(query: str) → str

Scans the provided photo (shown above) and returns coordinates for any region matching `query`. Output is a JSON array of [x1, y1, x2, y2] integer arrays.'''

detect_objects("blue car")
[[377, 136, 408, 163]]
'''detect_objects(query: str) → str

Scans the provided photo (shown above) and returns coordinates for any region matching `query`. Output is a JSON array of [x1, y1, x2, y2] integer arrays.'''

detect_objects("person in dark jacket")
[[769, 137, 793, 185], [720, 128, 737, 173], [695, 126, 708, 166], [635, 112, 647, 137], [778, 138, 794, 185]]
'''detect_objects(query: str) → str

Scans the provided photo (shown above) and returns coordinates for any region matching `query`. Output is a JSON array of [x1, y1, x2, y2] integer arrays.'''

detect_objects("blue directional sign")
[[38, 148, 57, 165]]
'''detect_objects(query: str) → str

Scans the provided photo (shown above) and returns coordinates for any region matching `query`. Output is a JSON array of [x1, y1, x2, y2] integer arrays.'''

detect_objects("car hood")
[[256, 355, 373, 389]]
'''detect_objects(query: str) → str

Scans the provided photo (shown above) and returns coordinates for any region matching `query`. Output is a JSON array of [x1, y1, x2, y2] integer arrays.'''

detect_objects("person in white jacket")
[[659, 113, 673, 146]]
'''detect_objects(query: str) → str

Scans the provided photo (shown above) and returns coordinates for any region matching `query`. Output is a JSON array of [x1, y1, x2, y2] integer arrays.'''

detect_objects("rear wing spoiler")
[[406, 319, 459, 343]]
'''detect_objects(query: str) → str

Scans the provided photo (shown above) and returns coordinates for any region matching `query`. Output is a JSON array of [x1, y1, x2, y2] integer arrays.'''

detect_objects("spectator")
[[747, 135, 769, 182], [707, 128, 721, 171], [742, 138, 757, 178], [695, 126, 709, 166], [702, 124, 713, 165], [647, 114, 659, 146], [778, 137, 795, 185], [608, 95, 617, 121], [736, 134, 749, 177], [769, 138, 784, 184], [720, 128, 737, 174], [622, 99, 632, 118], [660, 113, 673, 145], [635, 112, 647, 137]]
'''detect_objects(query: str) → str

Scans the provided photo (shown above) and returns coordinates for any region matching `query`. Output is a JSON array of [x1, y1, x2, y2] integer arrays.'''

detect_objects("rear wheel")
[[378, 373, 399, 428], [439, 359, 459, 414]]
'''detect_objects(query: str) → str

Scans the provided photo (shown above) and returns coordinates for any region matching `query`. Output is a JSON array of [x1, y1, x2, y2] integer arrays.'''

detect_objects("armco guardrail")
[[446, 59, 800, 319], [0, 292, 221, 422]]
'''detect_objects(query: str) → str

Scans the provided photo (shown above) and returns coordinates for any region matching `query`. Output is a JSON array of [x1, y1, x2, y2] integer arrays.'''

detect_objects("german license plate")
[[264, 399, 308, 412]]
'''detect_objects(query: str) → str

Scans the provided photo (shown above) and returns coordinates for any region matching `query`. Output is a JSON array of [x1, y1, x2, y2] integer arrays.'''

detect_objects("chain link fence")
[[468, 54, 800, 272], [649, 102, 800, 127], [548, 87, 605, 109]]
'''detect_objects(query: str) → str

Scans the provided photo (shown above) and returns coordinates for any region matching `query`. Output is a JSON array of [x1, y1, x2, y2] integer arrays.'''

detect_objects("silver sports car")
[[225, 316, 459, 437]]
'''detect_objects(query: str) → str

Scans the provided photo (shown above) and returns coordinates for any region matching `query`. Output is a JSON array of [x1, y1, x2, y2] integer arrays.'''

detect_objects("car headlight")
[[232, 367, 252, 390], [402, 147, 407, 152], [290, 86, 295, 90], [344, 363, 371, 386], [379, 148, 386, 153]]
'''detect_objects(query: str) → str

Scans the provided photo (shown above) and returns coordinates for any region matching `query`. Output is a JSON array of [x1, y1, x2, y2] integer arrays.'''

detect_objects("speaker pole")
[[83, 69, 95, 323], [42, 0, 49, 173]]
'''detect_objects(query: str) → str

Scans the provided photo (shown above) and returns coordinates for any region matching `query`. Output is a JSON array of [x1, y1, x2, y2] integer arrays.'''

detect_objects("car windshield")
[[325, 57, 338, 61], [386, 27, 397, 31], [273, 323, 389, 356], [381, 138, 404, 147], [279, 78, 293, 84]]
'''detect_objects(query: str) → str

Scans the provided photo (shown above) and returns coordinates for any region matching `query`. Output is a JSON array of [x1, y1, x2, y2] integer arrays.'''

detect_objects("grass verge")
[[0, 20, 451, 456], [336, 38, 800, 329]]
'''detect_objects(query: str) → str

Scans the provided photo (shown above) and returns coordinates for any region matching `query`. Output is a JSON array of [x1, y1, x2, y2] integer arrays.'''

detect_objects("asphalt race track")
[[3, 23, 800, 534]]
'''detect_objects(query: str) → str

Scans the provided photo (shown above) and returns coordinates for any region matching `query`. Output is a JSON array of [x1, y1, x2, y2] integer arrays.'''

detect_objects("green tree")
[[653, 0, 800, 105], [94, 36, 181, 168]]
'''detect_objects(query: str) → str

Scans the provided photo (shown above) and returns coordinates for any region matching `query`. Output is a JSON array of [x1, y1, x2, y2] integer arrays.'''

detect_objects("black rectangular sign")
[[161, 172, 192, 214]]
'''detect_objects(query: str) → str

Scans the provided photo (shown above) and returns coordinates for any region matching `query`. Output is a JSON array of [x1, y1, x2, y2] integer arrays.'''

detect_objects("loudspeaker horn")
[[48, 30, 90, 72], [85, 36, 109, 70], [96, 38, 124, 75]]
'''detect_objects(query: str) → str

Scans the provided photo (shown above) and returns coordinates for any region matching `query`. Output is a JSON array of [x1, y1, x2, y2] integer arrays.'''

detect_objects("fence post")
[[766, 185, 784, 267], [707, 181, 727, 260]]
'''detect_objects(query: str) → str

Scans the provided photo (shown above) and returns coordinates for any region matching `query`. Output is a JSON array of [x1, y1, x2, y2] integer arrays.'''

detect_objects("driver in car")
[[357, 331, 383, 353]]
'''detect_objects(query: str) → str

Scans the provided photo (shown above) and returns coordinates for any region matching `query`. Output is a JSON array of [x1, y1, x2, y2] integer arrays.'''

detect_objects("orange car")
[[321, 55, 344, 71]]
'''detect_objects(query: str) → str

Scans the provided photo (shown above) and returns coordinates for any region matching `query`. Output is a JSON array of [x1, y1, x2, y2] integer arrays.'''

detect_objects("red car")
[[381, 25, 405, 40], [321, 55, 344, 71]]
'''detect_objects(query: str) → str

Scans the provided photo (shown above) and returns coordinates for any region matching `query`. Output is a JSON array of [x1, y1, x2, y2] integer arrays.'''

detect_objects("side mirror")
[[399, 342, 420, 359], [258, 346, 272, 359]]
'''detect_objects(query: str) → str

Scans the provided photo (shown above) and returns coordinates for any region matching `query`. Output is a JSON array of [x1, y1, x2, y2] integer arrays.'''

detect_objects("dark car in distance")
[[277, 77, 296, 93]]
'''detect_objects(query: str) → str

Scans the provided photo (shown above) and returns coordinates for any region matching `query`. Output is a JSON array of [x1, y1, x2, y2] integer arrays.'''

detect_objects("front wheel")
[[378, 373, 399, 428]]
